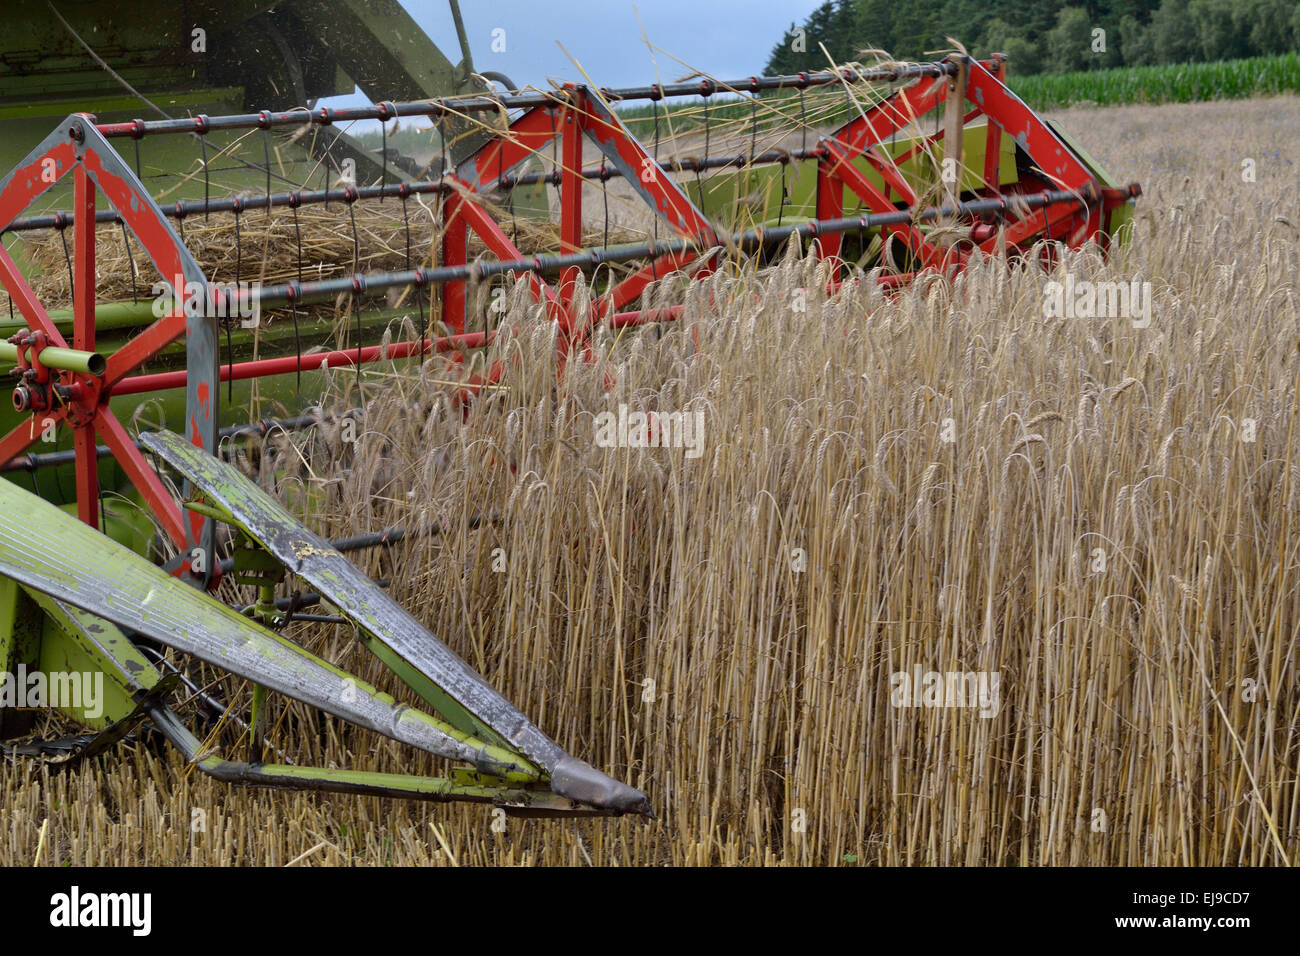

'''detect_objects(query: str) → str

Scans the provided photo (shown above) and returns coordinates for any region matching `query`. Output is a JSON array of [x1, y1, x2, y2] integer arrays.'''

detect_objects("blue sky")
[[326, 1, 829, 112]]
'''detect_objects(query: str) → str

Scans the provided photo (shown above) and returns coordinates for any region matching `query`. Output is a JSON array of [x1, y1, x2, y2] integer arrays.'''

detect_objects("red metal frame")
[[0, 115, 215, 564]]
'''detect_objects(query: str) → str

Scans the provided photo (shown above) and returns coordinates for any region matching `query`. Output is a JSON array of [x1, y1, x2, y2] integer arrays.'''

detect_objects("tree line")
[[764, 0, 1300, 76]]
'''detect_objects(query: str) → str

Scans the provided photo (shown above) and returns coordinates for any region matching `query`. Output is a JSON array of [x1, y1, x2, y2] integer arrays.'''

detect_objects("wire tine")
[[402, 191, 412, 270], [199, 130, 210, 220], [348, 194, 361, 393], [262, 125, 272, 217], [119, 220, 138, 304], [290, 293, 302, 392], [229, 204, 242, 404], [1, 229, 11, 321], [799, 88, 807, 154], [59, 226, 74, 302], [291, 198, 304, 393], [381, 124, 388, 200]]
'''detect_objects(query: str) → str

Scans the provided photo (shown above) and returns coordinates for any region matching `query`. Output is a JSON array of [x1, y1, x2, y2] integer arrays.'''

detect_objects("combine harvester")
[[0, 2, 1138, 818]]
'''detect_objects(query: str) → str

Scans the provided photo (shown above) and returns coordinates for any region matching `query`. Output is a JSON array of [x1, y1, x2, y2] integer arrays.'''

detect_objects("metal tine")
[[59, 222, 74, 302], [379, 101, 397, 202], [228, 200, 242, 403], [347, 188, 362, 394], [118, 220, 138, 304], [291, 192, 304, 392], [652, 91, 660, 281], [197, 115, 210, 219], [260, 112, 272, 218], [400, 187, 425, 329], [600, 161, 609, 249], [289, 290, 302, 393]]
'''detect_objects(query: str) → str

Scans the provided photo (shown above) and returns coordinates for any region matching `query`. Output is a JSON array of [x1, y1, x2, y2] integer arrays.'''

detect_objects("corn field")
[[1010, 51, 1300, 110]]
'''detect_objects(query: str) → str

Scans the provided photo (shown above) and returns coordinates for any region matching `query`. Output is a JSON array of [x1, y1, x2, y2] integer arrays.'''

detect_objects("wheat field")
[[3, 93, 1299, 867]]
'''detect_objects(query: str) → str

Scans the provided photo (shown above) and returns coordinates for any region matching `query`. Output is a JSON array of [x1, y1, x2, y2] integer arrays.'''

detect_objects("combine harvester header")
[[0, 43, 1138, 815]]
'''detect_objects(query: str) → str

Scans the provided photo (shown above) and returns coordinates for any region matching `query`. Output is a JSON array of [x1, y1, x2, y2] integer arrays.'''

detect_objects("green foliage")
[[983, 17, 1043, 74], [1046, 7, 1096, 73], [763, 0, 1300, 75], [1008, 50, 1300, 108]]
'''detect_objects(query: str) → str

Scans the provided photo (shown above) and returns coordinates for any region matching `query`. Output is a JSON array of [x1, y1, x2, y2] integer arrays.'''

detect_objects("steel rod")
[[4, 180, 452, 235], [113, 331, 494, 395], [493, 146, 829, 190], [92, 62, 959, 141], [0, 340, 106, 374]]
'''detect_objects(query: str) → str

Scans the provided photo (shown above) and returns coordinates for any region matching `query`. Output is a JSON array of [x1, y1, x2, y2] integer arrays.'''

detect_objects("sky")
[[322, 0, 829, 114]]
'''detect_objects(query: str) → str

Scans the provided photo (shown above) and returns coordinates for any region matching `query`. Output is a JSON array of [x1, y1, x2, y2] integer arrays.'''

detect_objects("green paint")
[[0, 341, 105, 375]]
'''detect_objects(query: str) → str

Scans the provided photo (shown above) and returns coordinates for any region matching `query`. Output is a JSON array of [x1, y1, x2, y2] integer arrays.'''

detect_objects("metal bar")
[[93, 62, 961, 141], [4, 180, 454, 235], [218, 515, 496, 575], [100, 311, 186, 387], [831, 73, 948, 157], [113, 332, 495, 396], [982, 62, 1004, 192], [144, 700, 603, 813], [559, 96, 585, 313], [0, 128, 78, 232], [609, 306, 685, 328], [5, 148, 826, 236], [0, 341, 104, 374], [962, 58, 1094, 188], [579, 90, 715, 242], [492, 146, 827, 190], [72, 160, 101, 530], [815, 155, 844, 267], [441, 192, 468, 335], [942, 56, 968, 213], [455, 105, 559, 191]]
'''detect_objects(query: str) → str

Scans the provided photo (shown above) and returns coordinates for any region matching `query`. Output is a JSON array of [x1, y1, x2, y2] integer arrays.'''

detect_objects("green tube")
[[0, 340, 106, 375], [0, 300, 161, 334]]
